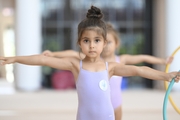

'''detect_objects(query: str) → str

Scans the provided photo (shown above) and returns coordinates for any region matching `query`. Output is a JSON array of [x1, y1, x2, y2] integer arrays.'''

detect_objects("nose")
[[90, 42, 94, 48]]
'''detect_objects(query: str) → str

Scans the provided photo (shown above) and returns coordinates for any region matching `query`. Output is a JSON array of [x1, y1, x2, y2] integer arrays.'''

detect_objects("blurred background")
[[0, 0, 180, 120], [0, 0, 180, 91]]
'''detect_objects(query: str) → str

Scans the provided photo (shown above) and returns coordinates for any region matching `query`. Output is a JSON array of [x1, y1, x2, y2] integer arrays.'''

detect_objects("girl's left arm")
[[111, 63, 179, 82]]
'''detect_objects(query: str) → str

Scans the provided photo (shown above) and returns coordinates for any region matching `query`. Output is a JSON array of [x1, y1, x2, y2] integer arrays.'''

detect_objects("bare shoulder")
[[62, 56, 80, 69], [43, 55, 80, 71], [70, 57, 81, 67], [54, 56, 81, 80], [108, 62, 121, 77], [108, 62, 123, 70]]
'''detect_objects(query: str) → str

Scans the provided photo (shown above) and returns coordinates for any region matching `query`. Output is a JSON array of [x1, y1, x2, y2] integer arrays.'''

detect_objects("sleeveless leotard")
[[110, 56, 123, 109], [76, 60, 114, 120]]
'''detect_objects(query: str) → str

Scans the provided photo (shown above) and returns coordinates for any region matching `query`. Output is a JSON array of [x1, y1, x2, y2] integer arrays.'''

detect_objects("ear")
[[78, 42, 81, 49], [116, 41, 119, 48]]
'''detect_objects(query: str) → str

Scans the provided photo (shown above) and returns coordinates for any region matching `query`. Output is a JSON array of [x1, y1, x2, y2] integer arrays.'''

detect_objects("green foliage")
[[119, 33, 144, 55], [42, 35, 61, 51], [42, 35, 61, 75]]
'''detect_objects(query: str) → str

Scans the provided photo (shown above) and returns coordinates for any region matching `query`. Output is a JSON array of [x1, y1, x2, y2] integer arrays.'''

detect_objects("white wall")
[[166, 0, 180, 91]]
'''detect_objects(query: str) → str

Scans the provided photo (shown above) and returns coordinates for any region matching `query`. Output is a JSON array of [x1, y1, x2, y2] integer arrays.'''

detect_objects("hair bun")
[[106, 22, 114, 29], [86, 6, 103, 19]]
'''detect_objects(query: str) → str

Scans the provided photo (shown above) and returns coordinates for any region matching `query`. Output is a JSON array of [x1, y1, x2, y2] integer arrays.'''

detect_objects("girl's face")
[[101, 32, 118, 57], [79, 30, 106, 58]]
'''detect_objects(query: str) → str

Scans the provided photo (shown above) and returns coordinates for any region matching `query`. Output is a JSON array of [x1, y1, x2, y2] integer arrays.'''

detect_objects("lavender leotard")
[[76, 60, 114, 120], [110, 56, 123, 109]]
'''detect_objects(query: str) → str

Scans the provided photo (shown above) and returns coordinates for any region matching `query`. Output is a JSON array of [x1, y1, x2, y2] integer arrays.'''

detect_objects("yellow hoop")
[[164, 46, 180, 114]]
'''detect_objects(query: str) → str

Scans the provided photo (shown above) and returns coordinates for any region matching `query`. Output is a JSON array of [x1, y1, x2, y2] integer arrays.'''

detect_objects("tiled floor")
[[0, 87, 179, 120]]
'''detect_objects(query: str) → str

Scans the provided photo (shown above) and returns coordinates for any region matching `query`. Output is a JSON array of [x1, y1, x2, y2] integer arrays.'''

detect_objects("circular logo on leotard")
[[99, 80, 108, 91]]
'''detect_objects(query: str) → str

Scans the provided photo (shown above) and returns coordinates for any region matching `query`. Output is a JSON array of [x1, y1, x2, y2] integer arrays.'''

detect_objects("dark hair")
[[77, 6, 107, 44]]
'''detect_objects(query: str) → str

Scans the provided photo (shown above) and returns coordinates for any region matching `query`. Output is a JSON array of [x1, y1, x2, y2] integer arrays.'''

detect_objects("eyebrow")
[[81, 36, 102, 39], [81, 37, 89, 40], [94, 37, 102, 39]]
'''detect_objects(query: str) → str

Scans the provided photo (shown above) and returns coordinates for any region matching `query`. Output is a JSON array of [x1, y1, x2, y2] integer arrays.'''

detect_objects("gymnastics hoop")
[[163, 77, 176, 120], [164, 46, 180, 114]]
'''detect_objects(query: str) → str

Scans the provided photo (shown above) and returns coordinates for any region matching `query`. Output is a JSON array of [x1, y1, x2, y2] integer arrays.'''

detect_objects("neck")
[[83, 56, 102, 62]]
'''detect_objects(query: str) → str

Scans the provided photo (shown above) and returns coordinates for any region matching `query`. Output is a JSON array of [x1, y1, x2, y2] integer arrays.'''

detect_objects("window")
[[41, 0, 153, 89]]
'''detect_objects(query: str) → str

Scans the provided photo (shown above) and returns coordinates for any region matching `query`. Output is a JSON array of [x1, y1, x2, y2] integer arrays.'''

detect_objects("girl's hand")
[[42, 50, 53, 57], [168, 71, 180, 83], [0, 57, 15, 65], [166, 56, 174, 64]]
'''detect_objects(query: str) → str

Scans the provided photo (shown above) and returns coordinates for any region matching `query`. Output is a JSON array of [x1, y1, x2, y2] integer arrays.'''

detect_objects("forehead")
[[107, 33, 115, 41], [81, 29, 103, 38]]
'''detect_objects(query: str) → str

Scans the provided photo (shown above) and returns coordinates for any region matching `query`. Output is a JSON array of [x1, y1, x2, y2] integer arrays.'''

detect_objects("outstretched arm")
[[120, 54, 173, 65], [0, 55, 75, 71], [110, 63, 180, 82], [42, 50, 85, 59]]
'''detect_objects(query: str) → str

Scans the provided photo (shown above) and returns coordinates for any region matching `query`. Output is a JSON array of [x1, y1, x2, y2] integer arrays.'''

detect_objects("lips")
[[89, 51, 96, 53]]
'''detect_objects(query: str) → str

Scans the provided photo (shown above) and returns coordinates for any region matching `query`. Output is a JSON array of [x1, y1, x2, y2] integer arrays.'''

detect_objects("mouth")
[[89, 51, 96, 53]]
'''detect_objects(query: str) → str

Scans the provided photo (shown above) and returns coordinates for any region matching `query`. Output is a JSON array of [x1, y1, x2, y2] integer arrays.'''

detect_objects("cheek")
[[111, 42, 116, 48], [97, 44, 104, 50], [108, 43, 116, 51], [107, 43, 114, 48]]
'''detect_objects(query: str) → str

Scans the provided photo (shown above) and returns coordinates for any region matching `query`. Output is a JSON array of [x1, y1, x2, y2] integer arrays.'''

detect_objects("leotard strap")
[[105, 62, 108, 70], [80, 60, 82, 68]]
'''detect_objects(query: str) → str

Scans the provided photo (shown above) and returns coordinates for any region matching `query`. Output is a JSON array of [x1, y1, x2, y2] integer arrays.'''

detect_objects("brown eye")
[[84, 40, 89, 43], [95, 39, 100, 42]]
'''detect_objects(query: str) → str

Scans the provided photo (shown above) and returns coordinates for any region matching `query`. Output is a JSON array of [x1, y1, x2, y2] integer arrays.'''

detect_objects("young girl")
[[0, 6, 179, 120], [42, 23, 173, 120]]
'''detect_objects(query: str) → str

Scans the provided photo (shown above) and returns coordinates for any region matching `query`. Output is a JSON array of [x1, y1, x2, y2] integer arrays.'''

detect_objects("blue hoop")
[[163, 78, 175, 120], [163, 70, 179, 120]]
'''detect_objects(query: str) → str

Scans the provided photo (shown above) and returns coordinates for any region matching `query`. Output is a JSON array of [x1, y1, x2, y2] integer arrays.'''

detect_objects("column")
[[15, 0, 42, 91], [153, 0, 166, 89], [166, 0, 180, 91]]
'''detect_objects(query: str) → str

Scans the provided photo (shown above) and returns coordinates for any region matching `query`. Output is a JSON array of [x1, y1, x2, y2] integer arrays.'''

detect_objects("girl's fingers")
[[175, 72, 180, 83], [0, 57, 10, 65], [0, 57, 5, 60], [0, 57, 5, 65], [175, 78, 179, 83], [42, 52, 50, 56], [0, 61, 5, 65], [44, 53, 49, 56], [166, 56, 174, 64]]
